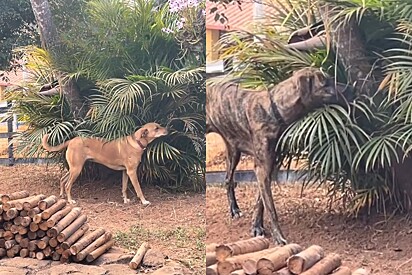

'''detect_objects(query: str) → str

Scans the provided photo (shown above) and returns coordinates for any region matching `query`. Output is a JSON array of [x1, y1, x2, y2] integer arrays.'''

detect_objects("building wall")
[[206, 29, 221, 62], [0, 86, 5, 102]]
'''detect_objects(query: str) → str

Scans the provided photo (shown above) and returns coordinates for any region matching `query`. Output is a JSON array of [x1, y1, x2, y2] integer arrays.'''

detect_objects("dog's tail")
[[42, 134, 70, 152]]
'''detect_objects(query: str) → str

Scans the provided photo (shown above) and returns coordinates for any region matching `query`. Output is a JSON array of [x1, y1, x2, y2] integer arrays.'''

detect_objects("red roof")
[[0, 70, 25, 87], [206, 0, 255, 31]]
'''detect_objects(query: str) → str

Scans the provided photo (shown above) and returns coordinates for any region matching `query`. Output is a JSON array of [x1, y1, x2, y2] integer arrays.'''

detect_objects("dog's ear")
[[141, 129, 149, 138], [296, 69, 328, 99], [293, 68, 327, 93], [274, 71, 308, 110]]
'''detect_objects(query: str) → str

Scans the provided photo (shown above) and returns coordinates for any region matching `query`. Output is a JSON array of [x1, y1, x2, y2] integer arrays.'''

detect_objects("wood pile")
[[0, 191, 114, 263], [206, 237, 370, 275]]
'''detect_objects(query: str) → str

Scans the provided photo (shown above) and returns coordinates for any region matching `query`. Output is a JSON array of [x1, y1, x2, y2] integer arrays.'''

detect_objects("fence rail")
[[0, 158, 56, 166], [0, 132, 16, 138], [0, 101, 50, 166], [205, 170, 306, 184]]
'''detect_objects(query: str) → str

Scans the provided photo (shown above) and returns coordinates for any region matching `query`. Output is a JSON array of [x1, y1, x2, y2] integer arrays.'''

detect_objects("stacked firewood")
[[0, 191, 114, 263], [206, 237, 370, 275]]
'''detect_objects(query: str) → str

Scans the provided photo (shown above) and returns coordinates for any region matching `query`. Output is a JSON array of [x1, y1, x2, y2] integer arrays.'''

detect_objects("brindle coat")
[[206, 67, 349, 244]]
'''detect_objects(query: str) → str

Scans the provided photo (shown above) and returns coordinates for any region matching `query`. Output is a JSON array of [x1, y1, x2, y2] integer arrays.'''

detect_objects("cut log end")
[[216, 236, 270, 262], [19, 248, 29, 258], [129, 242, 150, 270], [36, 252, 45, 260], [217, 261, 242, 275], [70, 228, 105, 255], [215, 244, 233, 262], [300, 253, 341, 275], [287, 245, 324, 274], [86, 239, 115, 263], [255, 243, 303, 274], [1, 191, 30, 203], [38, 195, 58, 211], [0, 248, 6, 258]]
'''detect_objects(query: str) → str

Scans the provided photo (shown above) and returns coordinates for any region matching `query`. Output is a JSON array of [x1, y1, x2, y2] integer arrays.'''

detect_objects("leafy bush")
[[6, 0, 205, 191]]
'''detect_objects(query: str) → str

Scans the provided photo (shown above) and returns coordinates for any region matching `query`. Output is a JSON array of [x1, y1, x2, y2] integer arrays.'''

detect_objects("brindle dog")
[[206, 67, 350, 244]]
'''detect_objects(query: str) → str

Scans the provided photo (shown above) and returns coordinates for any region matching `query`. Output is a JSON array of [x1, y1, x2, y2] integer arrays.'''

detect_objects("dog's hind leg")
[[121, 170, 131, 204], [251, 191, 265, 236], [64, 166, 83, 204], [224, 143, 242, 218], [253, 139, 287, 245], [59, 171, 70, 198]]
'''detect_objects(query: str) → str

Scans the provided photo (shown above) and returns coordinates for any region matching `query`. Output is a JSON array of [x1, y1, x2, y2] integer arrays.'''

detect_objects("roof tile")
[[0, 70, 25, 86], [206, 1, 255, 31]]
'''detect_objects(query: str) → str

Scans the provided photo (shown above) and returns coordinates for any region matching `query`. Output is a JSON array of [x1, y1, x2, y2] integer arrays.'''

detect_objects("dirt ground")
[[0, 165, 205, 273], [206, 133, 412, 275]]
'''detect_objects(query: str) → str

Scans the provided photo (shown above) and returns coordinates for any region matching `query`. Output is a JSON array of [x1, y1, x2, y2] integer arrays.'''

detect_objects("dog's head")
[[134, 122, 168, 143], [292, 67, 352, 109]]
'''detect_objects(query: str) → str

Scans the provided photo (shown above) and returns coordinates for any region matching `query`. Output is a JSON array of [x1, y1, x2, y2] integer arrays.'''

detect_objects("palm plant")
[[3, 46, 86, 172], [6, 0, 205, 191], [56, 0, 183, 81], [216, 0, 412, 214], [88, 67, 205, 189]]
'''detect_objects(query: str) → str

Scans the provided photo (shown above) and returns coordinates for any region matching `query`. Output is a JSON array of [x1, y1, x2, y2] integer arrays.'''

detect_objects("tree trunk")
[[29, 0, 85, 119], [319, 3, 377, 96], [61, 76, 85, 119], [29, 0, 59, 50]]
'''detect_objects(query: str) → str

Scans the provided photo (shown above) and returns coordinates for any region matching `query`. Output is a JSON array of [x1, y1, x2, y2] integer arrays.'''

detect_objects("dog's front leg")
[[122, 170, 131, 204], [253, 136, 287, 245], [255, 162, 287, 245], [126, 166, 150, 206]]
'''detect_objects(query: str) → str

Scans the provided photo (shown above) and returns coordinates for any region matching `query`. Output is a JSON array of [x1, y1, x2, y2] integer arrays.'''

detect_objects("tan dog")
[[42, 122, 168, 205]]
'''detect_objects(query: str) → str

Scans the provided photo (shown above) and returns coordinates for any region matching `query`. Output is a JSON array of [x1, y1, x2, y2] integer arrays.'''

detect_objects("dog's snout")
[[158, 126, 169, 135]]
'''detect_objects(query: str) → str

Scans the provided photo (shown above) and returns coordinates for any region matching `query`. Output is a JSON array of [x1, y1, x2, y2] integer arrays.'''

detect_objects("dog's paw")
[[123, 198, 131, 204], [230, 208, 243, 219], [67, 199, 77, 205], [274, 235, 288, 246], [142, 200, 151, 206], [251, 226, 265, 237], [232, 211, 243, 219]]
